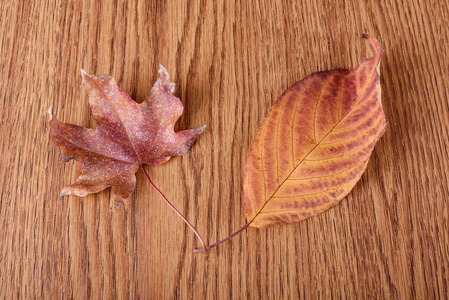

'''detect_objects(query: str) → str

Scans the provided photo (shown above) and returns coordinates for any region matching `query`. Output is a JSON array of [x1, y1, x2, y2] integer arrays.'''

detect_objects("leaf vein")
[[62, 135, 136, 164], [303, 139, 375, 162], [320, 115, 382, 146], [288, 159, 368, 181], [271, 185, 347, 199], [312, 77, 330, 143], [95, 84, 141, 162]]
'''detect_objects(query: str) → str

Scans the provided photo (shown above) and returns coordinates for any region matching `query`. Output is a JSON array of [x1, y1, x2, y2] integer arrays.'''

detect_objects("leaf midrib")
[[61, 134, 137, 165], [94, 82, 143, 164]]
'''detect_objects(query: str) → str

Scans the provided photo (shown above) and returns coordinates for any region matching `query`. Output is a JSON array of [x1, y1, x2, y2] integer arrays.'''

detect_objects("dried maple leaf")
[[243, 34, 386, 228], [49, 65, 205, 203]]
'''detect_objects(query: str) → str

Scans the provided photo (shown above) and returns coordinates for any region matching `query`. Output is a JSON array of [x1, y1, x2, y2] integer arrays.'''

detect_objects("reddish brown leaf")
[[49, 65, 205, 202], [243, 35, 386, 228]]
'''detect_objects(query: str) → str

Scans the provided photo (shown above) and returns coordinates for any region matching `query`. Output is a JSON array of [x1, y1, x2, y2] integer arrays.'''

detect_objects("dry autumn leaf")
[[194, 34, 386, 253], [243, 34, 386, 228], [49, 65, 205, 203]]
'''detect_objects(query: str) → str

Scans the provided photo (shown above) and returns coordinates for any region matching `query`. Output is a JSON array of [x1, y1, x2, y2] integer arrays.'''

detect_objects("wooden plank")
[[0, 0, 448, 298]]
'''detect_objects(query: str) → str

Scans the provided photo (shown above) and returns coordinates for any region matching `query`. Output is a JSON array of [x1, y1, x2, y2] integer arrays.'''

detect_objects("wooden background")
[[1, 0, 448, 298]]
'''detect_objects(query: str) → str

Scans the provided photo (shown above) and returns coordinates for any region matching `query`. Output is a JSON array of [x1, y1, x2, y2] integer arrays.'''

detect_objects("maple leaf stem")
[[193, 222, 251, 253], [139, 165, 208, 253]]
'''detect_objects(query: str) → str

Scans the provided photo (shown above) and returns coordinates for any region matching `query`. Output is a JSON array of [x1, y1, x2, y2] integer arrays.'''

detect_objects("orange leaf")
[[243, 35, 386, 228]]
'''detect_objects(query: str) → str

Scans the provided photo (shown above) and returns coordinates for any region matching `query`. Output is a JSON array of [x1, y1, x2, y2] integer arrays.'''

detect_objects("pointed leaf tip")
[[114, 200, 124, 210], [360, 34, 382, 63], [158, 64, 169, 78], [80, 68, 92, 81], [157, 64, 175, 93], [80, 69, 94, 91]]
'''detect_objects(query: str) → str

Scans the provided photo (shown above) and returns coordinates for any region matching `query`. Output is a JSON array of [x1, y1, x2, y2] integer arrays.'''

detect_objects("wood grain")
[[1, 0, 448, 298]]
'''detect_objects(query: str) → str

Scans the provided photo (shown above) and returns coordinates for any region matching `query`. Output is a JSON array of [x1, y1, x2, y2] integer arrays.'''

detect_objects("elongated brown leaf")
[[243, 35, 386, 228]]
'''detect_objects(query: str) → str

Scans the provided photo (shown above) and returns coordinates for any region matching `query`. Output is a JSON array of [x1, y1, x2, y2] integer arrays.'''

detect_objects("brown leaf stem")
[[193, 222, 251, 253], [140, 165, 208, 253]]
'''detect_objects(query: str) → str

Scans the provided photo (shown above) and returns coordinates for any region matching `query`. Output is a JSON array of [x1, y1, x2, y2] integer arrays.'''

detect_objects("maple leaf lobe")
[[50, 65, 205, 201], [243, 35, 386, 228]]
